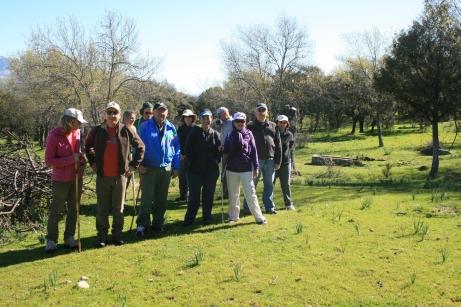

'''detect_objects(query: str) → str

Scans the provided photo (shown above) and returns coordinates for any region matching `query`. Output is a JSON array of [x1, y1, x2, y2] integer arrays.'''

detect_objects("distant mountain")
[[0, 57, 10, 78]]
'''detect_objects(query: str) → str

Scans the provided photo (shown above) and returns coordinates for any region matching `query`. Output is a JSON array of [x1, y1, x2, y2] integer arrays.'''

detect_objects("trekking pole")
[[129, 173, 141, 232], [220, 171, 225, 224], [75, 160, 81, 253]]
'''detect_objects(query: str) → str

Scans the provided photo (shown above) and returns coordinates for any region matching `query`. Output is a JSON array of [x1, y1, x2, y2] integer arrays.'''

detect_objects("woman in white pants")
[[223, 112, 267, 224]]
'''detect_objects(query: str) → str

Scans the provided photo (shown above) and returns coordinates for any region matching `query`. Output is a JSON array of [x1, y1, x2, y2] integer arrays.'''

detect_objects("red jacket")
[[45, 127, 84, 182]]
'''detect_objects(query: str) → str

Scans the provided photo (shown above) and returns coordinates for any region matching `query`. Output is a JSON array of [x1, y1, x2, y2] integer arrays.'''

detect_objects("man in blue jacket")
[[136, 102, 180, 236]]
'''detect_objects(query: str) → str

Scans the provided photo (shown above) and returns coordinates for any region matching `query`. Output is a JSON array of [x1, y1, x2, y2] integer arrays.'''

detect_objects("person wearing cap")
[[275, 115, 295, 211], [224, 112, 267, 225], [136, 101, 180, 235], [176, 109, 197, 202], [214, 106, 233, 199], [244, 102, 282, 214], [123, 110, 138, 189], [85, 101, 145, 247], [134, 102, 154, 132], [44, 108, 88, 252], [182, 109, 221, 226]]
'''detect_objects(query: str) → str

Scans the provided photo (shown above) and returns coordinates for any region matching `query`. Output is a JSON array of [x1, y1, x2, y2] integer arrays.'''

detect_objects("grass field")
[[1, 123, 460, 306]]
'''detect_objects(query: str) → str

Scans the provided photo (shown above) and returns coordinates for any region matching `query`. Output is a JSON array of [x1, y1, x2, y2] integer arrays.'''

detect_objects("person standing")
[[224, 112, 267, 225], [244, 102, 282, 214], [134, 102, 154, 132], [176, 109, 196, 202], [215, 107, 233, 199], [136, 102, 180, 236], [44, 108, 87, 252], [275, 115, 295, 210], [183, 109, 221, 226], [85, 101, 145, 247], [123, 110, 138, 189]]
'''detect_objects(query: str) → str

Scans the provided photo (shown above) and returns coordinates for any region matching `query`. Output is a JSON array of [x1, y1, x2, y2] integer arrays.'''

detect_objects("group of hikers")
[[44, 100, 296, 252]]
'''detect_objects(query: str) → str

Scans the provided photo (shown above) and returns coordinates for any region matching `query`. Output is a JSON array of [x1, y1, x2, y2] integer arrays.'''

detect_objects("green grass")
[[1, 122, 460, 305]]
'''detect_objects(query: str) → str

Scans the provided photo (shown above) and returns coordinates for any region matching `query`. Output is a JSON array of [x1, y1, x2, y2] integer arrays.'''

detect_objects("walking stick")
[[75, 161, 81, 253], [129, 173, 141, 232], [220, 171, 225, 224]]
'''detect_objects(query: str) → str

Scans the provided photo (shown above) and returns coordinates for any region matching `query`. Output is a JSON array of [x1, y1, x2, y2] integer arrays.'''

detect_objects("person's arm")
[[214, 131, 222, 162], [129, 128, 145, 168], [249, 133, 259, 177], [85, 127, 98, 173], [274, 126, 282, 169], [171, 129, 181, 172]]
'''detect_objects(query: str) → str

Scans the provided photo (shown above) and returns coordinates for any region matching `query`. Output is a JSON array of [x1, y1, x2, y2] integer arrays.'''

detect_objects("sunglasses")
[[234, 119, 245, 124], [106, 110, 119, 116], [143, 111, 153, 115], [257, 108, 267, 112]]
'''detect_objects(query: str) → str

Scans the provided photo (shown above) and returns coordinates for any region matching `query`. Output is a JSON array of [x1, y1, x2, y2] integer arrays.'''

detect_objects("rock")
[[311, 154, 364, 167], [76, 280, 89, 289]]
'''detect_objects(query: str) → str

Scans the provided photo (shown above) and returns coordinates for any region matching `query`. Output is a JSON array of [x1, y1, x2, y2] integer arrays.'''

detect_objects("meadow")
[[0, 123, 460, 306]]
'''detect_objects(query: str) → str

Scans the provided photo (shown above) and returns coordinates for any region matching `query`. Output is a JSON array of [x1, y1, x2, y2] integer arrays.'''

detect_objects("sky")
[[0, 0, 424, 95]]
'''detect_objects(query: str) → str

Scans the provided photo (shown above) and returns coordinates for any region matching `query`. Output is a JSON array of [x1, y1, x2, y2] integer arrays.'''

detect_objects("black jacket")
[[177, 124, 195, 154], [184, 126, 221, 174], [278, 128, 294, 165], [85, 122, 145, 177], [247, 119, 282, 165]]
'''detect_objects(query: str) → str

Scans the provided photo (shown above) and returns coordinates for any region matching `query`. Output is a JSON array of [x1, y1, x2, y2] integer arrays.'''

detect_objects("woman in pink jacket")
[[44, 108, 87, 252]]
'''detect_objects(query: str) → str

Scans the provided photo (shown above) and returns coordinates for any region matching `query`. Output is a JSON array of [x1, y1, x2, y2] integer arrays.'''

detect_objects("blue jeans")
[[243, 159, 276, 212]]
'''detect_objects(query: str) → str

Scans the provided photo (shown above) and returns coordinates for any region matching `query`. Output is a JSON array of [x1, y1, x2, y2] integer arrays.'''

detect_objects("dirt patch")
[[430, 206, 459, 217]]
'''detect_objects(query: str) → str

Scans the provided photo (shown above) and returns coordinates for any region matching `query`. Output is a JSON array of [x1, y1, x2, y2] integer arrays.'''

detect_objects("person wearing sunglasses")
[[182, 109, 221, 226], [243, 102, 282, 215], [85, 101, 145, 247], [176, 109, 197, 202], [223, 112, 267, 225], [44, 108, 87, 252], [275, 115, 295, 211], [134, 101, 154, 133]]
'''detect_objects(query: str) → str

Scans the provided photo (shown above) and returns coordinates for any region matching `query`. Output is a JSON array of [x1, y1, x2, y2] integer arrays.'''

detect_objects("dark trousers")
[[279, 164, 293, 207], [184, 169, 219, 224], [178, 159, 188, 200]]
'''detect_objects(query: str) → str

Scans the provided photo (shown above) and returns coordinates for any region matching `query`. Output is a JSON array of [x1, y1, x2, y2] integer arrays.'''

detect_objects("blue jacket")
[[139, 119, 180, 171]]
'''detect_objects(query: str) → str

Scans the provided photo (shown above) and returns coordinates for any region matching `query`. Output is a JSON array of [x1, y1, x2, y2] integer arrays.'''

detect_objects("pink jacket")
[[45, 127, 84, 182]]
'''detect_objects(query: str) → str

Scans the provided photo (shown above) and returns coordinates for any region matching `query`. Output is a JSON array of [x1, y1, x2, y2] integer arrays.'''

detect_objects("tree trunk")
[[350, 116, 358, 135], [370, 119, 376, 133], [376, 114, 384, 147], [359, 115, 365, 133], [429, 120, 440, 179]]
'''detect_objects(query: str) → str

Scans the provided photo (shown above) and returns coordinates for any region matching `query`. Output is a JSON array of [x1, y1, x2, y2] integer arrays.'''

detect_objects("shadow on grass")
[[0, 210, 254, 268]]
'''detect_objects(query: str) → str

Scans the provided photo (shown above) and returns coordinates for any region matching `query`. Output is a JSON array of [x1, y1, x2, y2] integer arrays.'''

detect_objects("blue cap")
[[255, 102, 268, 110], [200, 109, 213, 118]]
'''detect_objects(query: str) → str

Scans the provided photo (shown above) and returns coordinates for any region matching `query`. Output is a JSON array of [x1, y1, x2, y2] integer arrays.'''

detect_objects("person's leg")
[[136, 168, 156, 228], [111, 176, 127, 242], [178, 159, 188, 200], [47, 181, 72, 243], [243, 161, 262, 211], [261, 159, 276, 212], [226, 170, 241, 221], [221, 156, 229, 198], [64, 178, 82, 241], [240, 171, 266, 223], [201, 169, 218, 223], [279, 164, 293, 208], [184, 172, 202, 225], [152, 168, 171, 229], [96, 176, 112, 243]]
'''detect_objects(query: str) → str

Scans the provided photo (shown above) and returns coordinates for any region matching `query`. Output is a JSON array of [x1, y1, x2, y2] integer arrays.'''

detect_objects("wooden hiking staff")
[[129, 173, 140, 232], [75, 157, 81, 252]]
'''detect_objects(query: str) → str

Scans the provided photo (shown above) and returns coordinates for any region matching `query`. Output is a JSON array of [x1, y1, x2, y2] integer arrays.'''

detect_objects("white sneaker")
[[256, 219, 267, 225], [65, 237, 78, 248], [286, 205, 296, 211], [45, 240, 57, 253], [228, 219, 239, 224]]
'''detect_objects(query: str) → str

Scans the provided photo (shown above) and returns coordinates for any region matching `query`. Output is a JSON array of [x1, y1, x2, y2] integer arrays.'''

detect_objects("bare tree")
[[221, 15, 311, 112]]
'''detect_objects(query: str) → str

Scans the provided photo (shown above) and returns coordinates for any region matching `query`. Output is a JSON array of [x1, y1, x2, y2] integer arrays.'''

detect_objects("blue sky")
[[0, 0, 424, 95]]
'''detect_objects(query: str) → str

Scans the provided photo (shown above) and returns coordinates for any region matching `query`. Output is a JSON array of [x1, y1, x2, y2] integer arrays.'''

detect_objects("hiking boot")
[[228, 219, 239, 225], [267, 209, 278, 215], [112, 239, 125, 246], [285, 205, 296, 211], [202, 219, 213, 225], [64, 237, 78, 249], [96, 240, 107, 248], [45, 240, 57, 253], [256, 219, 268, 225], [152, 225, 165, 233], [182, 221, 194, 227], [136, 225, 146, 237]]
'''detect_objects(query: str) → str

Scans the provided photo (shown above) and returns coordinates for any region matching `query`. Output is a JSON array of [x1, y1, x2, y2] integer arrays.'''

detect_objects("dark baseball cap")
[[154, 102, 168, 110]]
